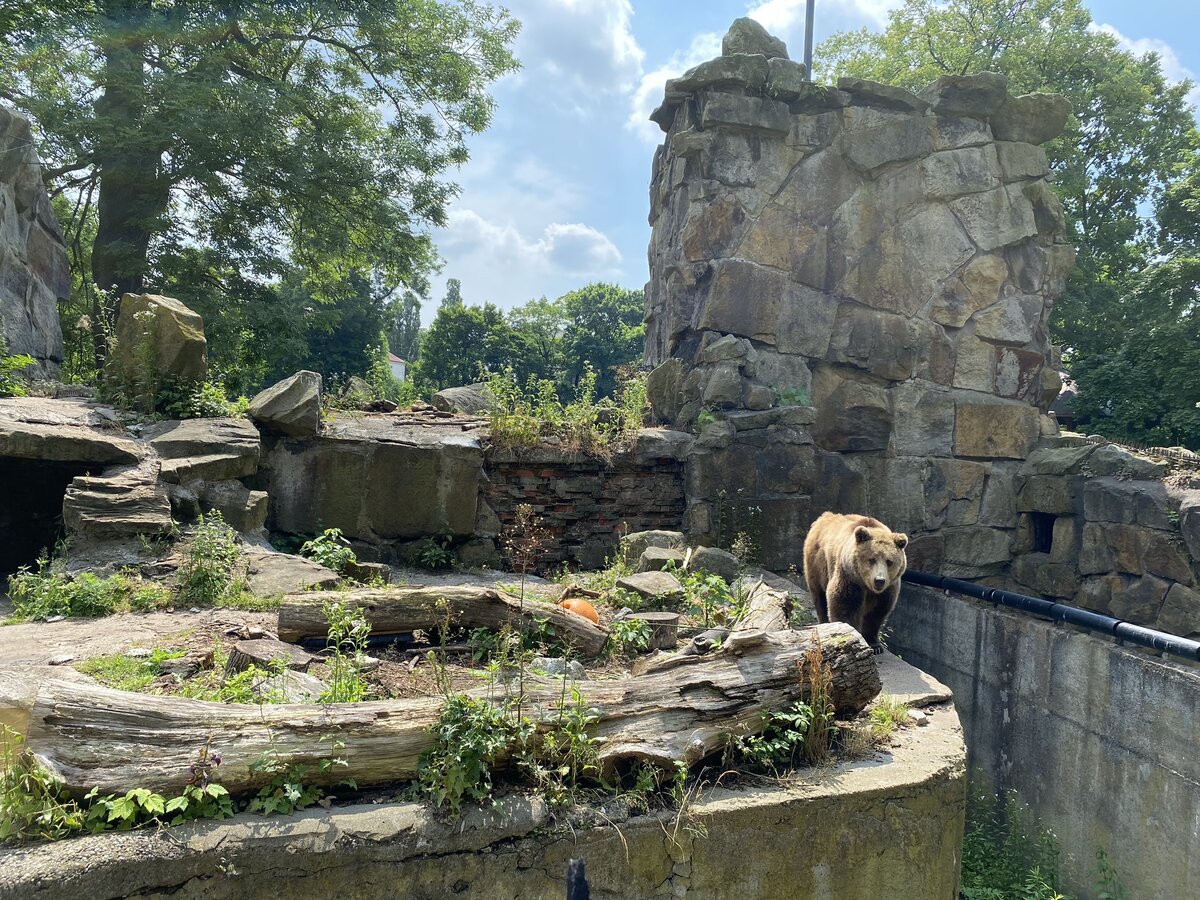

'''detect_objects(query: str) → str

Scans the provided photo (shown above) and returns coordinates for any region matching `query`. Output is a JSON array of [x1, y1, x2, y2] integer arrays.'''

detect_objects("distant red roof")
[[388, 353, 406, 364]]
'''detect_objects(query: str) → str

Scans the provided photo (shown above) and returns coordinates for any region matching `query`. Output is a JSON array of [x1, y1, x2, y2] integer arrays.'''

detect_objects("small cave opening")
[[0, 458, 100, 578], [1030, 512, 1056, 555]]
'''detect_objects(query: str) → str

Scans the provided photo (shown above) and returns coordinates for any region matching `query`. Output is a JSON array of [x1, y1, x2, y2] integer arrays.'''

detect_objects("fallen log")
[[277, 586, 609, 657], [0, 623, 879, 798], [733, 578, 792, 633]]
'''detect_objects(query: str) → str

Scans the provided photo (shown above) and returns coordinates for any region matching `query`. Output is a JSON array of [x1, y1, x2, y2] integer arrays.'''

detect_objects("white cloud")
[[626, 31, 722, 145], [441, 210, 621, 275], [749, 0, 900, 44], [1092, 23, 1200, 111], [509, 0, 645, 97]]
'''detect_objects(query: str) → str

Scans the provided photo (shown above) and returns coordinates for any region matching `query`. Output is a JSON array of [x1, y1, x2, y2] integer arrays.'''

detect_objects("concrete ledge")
[[0, 700, 965, 899]]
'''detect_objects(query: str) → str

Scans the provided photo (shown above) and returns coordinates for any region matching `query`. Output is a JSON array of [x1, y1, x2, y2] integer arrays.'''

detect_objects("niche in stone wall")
[[0, 458, 99, 576]]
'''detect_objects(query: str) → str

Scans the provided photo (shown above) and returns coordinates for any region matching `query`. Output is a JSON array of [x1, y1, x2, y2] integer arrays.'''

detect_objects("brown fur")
[[802, 512, 909, 653]]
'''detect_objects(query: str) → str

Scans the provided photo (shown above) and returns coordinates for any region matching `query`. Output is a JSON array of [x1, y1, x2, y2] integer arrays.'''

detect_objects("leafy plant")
[[158, 377, 249, 419], [412, 533, 455, 571], [800, 642, 837, 766], [669, 564, 746, 628], [416, 693, 531, 814], [605, 617, 652, 658], [694, 407, 717, 428], [731, 700, 819, 770], [176, 511, 244, 606], [1093, 848, 1128, 900], [960, 790, 1067, 900], [519, 687, 600, 807], [319, 600, 371, 703], [246, 737, 351, 816], [777, 386, 810, 406], [300, 528, 358, 574], [0, 336, 36, 398], [0, 726, 87, 842], [6, 562, 171, 622]]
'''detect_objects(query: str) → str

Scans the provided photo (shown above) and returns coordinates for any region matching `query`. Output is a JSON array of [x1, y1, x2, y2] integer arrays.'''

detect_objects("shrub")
[[319, 599, 371, 703], [0, 343, 36, 398], [960, 790, 1067, 900], [6, 563, 171, 622], [175, 512, 243, 606], [605, 617, 652, 658], [299, 528, 357, 574], [157, 377, 249, 419]]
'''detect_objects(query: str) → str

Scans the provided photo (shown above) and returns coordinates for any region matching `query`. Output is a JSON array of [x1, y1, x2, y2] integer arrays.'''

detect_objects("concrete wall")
[[889, 584, 1200, 898], [0, 704, 966, 899]]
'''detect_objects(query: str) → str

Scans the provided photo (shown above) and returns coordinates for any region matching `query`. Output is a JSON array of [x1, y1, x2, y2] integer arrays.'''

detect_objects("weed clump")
[[6, 563, 171, 622], [175, 511, 244, 606]]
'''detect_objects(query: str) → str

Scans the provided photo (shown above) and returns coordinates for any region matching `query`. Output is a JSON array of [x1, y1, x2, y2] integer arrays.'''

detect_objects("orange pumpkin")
[[558, 597, 600, 625]]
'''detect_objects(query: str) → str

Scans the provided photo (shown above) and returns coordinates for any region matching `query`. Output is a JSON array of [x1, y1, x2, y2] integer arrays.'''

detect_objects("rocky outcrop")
[[644, 20, 1074, 570], [248, 371, 321, 437], [62, 460, 173, 540], [0, 105, 66, 376], [144, 417, 260, 484], [431, 383, 491, 415], [112, 293, 208, 384]]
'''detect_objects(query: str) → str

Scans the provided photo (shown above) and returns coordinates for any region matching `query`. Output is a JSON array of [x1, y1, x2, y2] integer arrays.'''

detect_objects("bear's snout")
[[873, 576, 887, 591]]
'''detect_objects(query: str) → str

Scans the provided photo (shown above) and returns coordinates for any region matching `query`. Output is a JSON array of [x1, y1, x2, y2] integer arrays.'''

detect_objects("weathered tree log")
[[224, 638, 317, 676], [0, 623, 879, 798], [277, 586, 610, 657], [628, 611, 680, 650], [733, 579, 792, 633]]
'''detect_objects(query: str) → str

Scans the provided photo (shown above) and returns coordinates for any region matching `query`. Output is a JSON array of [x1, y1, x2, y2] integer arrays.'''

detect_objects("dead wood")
[[0, 623, 879, 798], [277, 586, 609, 657]]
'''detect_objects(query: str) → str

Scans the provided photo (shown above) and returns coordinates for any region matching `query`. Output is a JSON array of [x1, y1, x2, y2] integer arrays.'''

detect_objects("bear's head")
[[852, 524, 909, 593]]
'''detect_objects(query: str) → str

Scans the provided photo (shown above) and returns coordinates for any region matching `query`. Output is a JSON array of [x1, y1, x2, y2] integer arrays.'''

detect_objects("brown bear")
[[802, 512, 908, 653]]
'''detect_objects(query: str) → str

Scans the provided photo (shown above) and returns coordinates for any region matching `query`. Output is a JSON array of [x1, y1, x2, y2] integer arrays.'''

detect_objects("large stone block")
[[990, 93, 1071, 144], [1083, 478, 1173, 527], [994, 347, 1044, 401], [838, 78, 930, 114], [736, 202, 827, 288], [979, 464, 1019, 526], [930, 254, 1007, 328], [920, 145, 1001, 200], [722, 17, 789, 59], [995, 141, 1050, 181], [701, 92, 790, 134], [766, 57, 808, 100], [757, 443, 815, 494], [827, 305, 919, 382], [646, 358, 687, 424], [248, 371, 322, 437], [812, 371, 892, 453], [683, 193, 748, 262], [1012, 552, 1077, 598], [757, 495, 813, 570], [925, 459, 988, 529], [843, 116, 935, 172], [1079, 522, 1114, 575], [1016, 474, 1078, 515], [890, 382, 954, 457], [919, 72, 1008, 117], [943, 526, 1012, 577], [953, 335, 997, 393], [669, 54, 770, 94], [949, 184, 1038, 251], [954, 398, 1039, 459], [1157, 583, 1200, 636], [972, 295, 1041, 346], [113, 293, 208, 383], [1179, 492, 1200, 564], [1108, 574, 1170, 625]]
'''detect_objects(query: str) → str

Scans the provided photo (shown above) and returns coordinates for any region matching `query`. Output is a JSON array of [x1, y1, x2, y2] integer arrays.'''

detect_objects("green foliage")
[[668, 565, 746, 628], [1092, 848, 1129, 900], [485, 365, 648, 454], [246, 738, 351, 816], [416, 693, 531, 814], [157, 378, 249, 420], [76, 648, 184, 693], [605, 617, 652, 658], [960, 790, 1068, 900], [777, 387, 810, 407], [412, 534, 456, 571], [867, 695, 912, 744], [0, 335, 36, 397], [518, 687, 600, 808], [469, 620, 561, 664], [300, 528, 358, 575], [731, 701, 818, 770], [6, 562, 171, 622], [319, 600, 371, 704], [712, 490, 763, 561], [175, 512, 243, 607]]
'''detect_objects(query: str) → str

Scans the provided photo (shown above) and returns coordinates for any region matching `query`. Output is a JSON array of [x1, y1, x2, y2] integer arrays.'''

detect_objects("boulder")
[[1157, 583, 1200, 637], [722, 17, 788, 59], [636, 546, 686, 573], [669, 55, 770, 95], [201, 480, 268, 533], [112, 293, 208, 383], [145, 417, 260, 484], [689, 546, 740, 583], [701, 93, 790, 135], [615, 571, 686, 606], [646, 358, 687, 424], [620, 530, 686, 566], [0, 396, 138, 464], [248, 371, 321, 437], [989, 93, 1071, 145], [837, 78, 930, 114], [431, 383, 490, 415], [767, 58, 808, 100], [242, 548, 339, 598], [918, 73, 1008, 117], [62, 460, 173, 539], [0, 104, 67, 376]]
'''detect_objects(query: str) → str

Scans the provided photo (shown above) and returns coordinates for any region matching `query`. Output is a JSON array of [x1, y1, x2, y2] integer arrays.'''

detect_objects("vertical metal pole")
[[803, 0, 816, 80]]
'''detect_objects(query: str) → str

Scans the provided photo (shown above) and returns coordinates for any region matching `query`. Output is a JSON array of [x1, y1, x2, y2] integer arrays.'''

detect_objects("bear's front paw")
[[870, 643, 885, 655]]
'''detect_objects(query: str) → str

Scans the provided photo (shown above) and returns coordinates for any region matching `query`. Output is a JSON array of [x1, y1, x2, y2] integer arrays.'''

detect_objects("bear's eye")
[[868, 557, 877, 565], [886, 559, 894, 567]]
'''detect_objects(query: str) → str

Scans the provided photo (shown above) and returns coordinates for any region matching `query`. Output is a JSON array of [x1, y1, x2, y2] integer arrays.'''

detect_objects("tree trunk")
[[277, 586, 611, 657], [0, 623, 880, 798], [90, 0, 163, 367]]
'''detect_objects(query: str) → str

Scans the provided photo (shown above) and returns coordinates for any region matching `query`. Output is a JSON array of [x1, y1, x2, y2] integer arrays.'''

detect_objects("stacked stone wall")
[[0, 105, 66, 375], [484, 439, 687, 570], [644, 22, 1075, 575]]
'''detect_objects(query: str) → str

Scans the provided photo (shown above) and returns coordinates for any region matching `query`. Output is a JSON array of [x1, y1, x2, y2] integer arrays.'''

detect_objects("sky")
[[423, 0, 1200, 324]]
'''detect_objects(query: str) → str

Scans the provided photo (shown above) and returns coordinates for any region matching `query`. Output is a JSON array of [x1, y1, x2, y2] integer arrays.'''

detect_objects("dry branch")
[[277, 586, 609, 657], [0, 623, 879, 798]]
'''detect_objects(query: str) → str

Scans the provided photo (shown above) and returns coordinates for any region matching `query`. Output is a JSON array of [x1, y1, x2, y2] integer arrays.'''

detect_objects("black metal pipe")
[[902, 569, 1200, 662], [803, 0, 815, 80]]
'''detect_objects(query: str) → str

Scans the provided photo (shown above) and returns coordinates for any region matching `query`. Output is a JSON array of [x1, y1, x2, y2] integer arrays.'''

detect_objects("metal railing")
[[903, 569, 1200, 662]]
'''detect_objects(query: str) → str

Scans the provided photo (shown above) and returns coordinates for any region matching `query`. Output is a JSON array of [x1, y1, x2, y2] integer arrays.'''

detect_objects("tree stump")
[[224, 638, 318, 676], [629, 611, 680, 650]]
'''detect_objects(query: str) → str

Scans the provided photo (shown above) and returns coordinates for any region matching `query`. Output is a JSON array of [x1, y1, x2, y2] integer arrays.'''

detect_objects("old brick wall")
[[483, 442, 687, 571]]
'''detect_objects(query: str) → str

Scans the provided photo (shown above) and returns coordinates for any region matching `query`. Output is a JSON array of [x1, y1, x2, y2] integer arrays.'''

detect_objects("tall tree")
[[387, 289, 424, 363], [559, 283, 645, 398], [0, 1, 519, 361], [413, 302, 536, 391], [818, 0, 1198, 362], [441, 277, 464, 309]]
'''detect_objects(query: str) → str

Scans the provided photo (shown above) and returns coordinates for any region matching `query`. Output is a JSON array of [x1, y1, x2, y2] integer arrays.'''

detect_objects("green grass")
[[75, 648, 184, 692], [215, 591, 281, 612], [5, 567, 171, 623]]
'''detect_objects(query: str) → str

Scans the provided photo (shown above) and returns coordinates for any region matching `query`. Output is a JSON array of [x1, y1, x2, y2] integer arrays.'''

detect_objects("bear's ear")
[[893, 533, 909, 550], [854, 526, 872, 544]]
